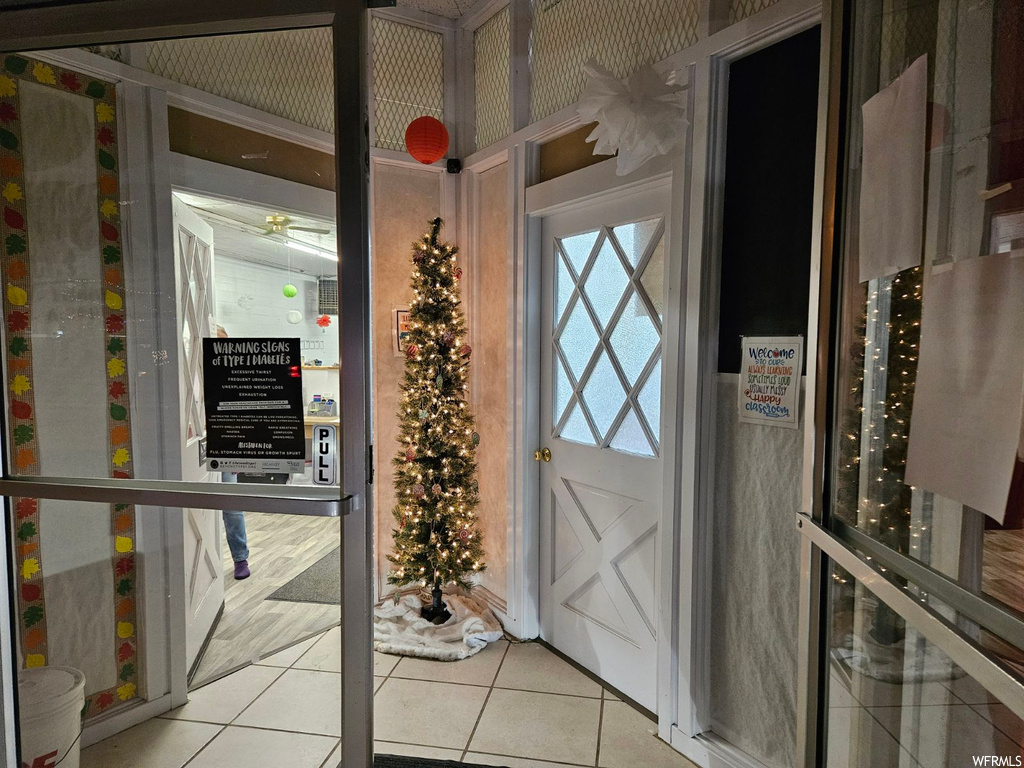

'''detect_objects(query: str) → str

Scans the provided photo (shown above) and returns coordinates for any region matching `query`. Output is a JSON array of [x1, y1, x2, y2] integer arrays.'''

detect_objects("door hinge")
[[368, 444, 374, 485]]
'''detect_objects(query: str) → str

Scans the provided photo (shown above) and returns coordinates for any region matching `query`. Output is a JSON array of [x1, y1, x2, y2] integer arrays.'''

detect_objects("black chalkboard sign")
[[717, 26, 820, 374], [203, 337, 305, 473]]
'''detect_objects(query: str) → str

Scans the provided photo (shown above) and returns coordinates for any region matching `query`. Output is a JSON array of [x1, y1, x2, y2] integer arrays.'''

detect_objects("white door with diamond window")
[[539, 186, 668, 710], [171, 195, 223, 674]]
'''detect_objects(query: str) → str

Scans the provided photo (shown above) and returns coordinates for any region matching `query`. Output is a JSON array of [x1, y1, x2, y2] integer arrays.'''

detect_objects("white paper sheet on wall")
[[905, 253, 1024, 524], [22, 81, 117, 694], [859, 55, 928, 283]]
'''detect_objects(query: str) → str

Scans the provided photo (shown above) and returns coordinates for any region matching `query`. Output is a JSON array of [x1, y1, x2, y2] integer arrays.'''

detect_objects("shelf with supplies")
[[301, 365, 339, 370]]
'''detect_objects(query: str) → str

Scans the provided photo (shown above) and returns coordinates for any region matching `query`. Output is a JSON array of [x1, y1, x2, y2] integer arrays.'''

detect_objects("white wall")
[[214, 254, 340, 406]]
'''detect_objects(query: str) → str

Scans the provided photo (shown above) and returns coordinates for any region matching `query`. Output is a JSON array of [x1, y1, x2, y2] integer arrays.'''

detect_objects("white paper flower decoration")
[[577, 61, 688, 176]]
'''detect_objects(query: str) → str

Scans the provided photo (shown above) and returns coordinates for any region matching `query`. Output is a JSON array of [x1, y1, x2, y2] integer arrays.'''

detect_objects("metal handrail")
[[0, 476, 349, 517], [800, 515, 1024, 722], [830, 517, 1024, 658]]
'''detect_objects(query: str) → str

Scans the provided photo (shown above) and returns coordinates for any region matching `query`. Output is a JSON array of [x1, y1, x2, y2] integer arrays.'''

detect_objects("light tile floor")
[[82, 633, 698, 768]]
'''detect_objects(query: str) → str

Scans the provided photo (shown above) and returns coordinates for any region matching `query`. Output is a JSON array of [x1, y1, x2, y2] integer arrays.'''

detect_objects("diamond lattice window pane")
[[559, 403, 596, 445], [612, 218, 661, 268], [729, 0, 780, 25], [475, 6, 511, 150], [556, 251, 574, 323], [557, 298, 600, 379], [640, 236, 666, 322], [638, 358, 662, 439], [555, 357, 573, 424], [147, 29, 335, 134], [371, 16, 445, 152], [609, 292, 658, 385], [182, 322, 193, 369], [530, 0, 699, 122], [583, 237, 629, 330], [610, 407, 655, 457], [559, 231, 599, 275], [582, 350, 626, 439]]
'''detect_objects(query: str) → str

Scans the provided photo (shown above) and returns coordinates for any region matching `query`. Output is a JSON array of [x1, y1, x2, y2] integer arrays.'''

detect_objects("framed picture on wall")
[[393, 307, 411, 357]]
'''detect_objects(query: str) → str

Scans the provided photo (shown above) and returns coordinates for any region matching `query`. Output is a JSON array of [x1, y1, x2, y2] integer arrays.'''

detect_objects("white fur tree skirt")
[[374, 592, 503, 661]]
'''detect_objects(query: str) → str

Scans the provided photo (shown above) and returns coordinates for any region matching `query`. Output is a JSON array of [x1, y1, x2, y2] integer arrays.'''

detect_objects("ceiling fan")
[[264, 214, 331, 236]]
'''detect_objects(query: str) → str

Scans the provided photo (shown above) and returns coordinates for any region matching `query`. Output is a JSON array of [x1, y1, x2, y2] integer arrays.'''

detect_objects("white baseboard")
[[82, 694, 173, 748], [670, 727, 773, 768]]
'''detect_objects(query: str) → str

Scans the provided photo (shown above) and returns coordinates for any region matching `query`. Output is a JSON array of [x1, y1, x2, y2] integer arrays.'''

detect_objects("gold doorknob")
[[534, 447, 551, 462]]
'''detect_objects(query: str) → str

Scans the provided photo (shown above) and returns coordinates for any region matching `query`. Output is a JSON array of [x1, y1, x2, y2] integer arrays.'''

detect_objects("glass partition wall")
[[808, 0, 1024, 764], [0, 4, 371, 768]]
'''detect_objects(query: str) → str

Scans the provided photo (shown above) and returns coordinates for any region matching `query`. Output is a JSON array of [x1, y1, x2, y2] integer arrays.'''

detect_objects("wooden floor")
[[983, 529, 1024, 616], [191, 512, 341, 687], [982, 529, 1024, 676]]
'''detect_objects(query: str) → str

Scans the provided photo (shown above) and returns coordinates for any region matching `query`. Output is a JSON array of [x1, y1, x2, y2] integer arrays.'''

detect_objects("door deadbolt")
[[534, 447, 551, 462]]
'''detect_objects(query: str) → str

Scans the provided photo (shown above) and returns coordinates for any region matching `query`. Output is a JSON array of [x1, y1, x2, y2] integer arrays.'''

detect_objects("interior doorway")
[[0, 13, 370, 763], [171, 192, 343, 687], [537, 184, 670, 711]]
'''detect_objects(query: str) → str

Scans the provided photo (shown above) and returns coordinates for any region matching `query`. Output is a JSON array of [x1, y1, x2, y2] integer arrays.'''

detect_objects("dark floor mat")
[[266, 546, 340, 604], [375, 756, 505, 768]]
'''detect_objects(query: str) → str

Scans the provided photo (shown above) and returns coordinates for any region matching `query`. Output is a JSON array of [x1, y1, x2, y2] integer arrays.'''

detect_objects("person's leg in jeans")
[[220, 472, 250, 579]]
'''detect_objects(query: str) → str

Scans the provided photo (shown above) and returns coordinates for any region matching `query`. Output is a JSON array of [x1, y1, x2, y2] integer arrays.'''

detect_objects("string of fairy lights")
[[387, 218, 485, 592], [834, 266, 923, 585]]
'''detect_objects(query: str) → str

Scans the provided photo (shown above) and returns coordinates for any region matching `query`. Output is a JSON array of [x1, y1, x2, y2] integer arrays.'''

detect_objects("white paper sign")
[[906, 253, 1024, 524], [737, 336, 803, 429], [859, 55, 927, 283]]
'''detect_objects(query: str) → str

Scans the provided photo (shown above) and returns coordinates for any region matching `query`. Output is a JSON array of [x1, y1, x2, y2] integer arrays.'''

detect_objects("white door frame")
[[669, 4, 825, 767], [489, 0, 825, 761], [535, 178, 672, 712], [522, 152, 683, 729]]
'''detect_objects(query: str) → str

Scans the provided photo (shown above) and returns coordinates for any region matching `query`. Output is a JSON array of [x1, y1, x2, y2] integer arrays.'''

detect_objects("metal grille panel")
[[474, 5, 512, 150], [146, 29, 335, 134], [318, 278, 339, 315], [728, 0, 780, 25], [82, 45, 124, 62], [371, 16, 445, 152], [530, 0, 698, 122]]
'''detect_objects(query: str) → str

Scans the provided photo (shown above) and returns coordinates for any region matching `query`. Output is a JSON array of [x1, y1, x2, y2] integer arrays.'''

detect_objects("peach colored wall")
[[371, 161, 511, 608], [470, 163, 509, 603], [372, 163, 443, 598]]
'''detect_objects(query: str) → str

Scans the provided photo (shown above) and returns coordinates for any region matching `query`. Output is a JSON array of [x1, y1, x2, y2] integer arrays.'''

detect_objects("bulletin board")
[[0, 56, 139, 718]]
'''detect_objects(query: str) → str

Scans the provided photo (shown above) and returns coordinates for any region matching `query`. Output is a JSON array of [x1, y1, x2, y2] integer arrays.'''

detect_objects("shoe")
[[234, 560, 251, 580]]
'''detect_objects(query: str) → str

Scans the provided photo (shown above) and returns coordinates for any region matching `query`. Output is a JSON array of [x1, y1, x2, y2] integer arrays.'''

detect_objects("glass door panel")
[[829, 0, 1024, 679], [0, 22, 359, 768], [825, 562, 1024, 767]]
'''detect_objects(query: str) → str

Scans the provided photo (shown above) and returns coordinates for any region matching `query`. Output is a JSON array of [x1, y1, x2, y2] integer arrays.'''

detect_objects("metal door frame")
[[0, 3, 373, 767], [796, 1, 1024, 766]]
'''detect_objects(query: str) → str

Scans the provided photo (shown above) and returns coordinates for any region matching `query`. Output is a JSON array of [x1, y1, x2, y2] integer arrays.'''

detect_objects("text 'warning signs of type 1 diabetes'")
[[203, 338, 305, 473]]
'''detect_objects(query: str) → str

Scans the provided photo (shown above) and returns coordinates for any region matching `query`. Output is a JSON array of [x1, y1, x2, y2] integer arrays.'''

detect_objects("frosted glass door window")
[[176, 207, 214, 443], [552, 221, 665, 456]]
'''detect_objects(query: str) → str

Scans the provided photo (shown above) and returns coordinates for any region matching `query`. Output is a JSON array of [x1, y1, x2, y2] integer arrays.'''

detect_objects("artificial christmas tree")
[[388, 218, 485, 624]]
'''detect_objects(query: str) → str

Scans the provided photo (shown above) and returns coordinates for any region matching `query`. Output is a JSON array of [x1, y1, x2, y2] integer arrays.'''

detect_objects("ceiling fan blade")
[[288, 226, 332, 234]]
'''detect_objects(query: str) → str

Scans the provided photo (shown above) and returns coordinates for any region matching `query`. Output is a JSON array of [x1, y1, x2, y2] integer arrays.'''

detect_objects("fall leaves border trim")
[[0, 55, 139, 716]]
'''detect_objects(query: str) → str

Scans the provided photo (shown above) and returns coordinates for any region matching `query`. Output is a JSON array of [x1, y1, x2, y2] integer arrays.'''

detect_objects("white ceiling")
[[395, 0, 478, 19], [174, 192, 338, 278]]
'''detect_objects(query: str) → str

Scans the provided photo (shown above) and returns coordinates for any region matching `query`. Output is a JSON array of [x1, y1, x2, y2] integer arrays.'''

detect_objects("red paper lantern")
[[405, 116, 449, 165]]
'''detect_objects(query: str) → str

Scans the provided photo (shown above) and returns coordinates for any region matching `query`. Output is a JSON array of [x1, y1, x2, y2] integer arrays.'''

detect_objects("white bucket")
[[18, 667, 86, 768]]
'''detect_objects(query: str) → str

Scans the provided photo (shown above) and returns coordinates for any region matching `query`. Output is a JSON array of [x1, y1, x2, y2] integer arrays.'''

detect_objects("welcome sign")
[[738, 336, 803, 429]]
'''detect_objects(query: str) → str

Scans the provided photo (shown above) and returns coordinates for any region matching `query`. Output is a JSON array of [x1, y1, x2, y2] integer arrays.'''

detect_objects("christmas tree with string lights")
[[387, 217, 485, 623]]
